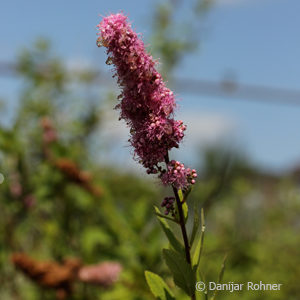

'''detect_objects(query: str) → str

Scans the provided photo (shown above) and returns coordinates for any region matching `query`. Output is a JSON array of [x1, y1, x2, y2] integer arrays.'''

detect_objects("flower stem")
[[172, 186, 191, 264], [165, 154, 195, 300]]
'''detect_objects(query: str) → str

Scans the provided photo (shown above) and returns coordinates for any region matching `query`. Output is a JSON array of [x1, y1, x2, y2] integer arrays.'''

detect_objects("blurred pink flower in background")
[[78, 262, 122, 287]]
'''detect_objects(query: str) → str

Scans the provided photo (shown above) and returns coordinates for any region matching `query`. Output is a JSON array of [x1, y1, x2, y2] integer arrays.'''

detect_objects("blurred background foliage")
[[0, 0, 299, 299]]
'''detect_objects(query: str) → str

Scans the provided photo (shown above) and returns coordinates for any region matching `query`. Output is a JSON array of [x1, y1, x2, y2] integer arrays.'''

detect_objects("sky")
[[1, 0, 300, 173]]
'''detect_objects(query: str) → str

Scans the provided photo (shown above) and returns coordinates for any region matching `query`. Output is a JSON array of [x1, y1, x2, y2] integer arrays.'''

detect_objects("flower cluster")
[[161, 160, 197, 190], [97, 13, 186, 173], [161, 196, 175, 216]]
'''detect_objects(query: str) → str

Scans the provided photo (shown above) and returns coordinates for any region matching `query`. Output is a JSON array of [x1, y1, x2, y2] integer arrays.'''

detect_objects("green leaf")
[[178, 189, 184, 202], [192, 208, 205, 271], [145, 271, 175, 300], [154, 206, 184, 254], [155, 212, 178, 224], [182, 201, 188, 223], [178, 189, 188, 222], [189, 202, 200, 248], [211, 254, 228, 300], [163, 249, 196, 296], [183, 187, 192, 201]]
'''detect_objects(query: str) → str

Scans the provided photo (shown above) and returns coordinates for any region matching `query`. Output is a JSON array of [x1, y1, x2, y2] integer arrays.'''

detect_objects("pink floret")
[[161, 160, 197, 190]]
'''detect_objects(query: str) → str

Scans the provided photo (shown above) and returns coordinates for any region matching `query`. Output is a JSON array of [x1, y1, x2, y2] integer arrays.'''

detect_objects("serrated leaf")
[[155, 206, 184, 254], [145, 271, 175, 300], [192, 209, 205, 271], [163, 249, 196, 296]]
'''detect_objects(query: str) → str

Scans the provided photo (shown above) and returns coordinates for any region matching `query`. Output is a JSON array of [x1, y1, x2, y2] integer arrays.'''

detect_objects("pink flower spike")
[[97, 13, 198, 186], [97, 13, 186, 173]]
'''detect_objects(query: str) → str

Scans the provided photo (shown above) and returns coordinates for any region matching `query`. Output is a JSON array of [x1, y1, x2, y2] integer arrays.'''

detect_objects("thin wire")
[[1, 61, 300, 106]]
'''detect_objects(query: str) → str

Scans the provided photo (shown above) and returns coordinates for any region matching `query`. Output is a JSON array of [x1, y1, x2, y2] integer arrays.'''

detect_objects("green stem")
[[172, 186, 191, 264], [165, 154, 195, 300]]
